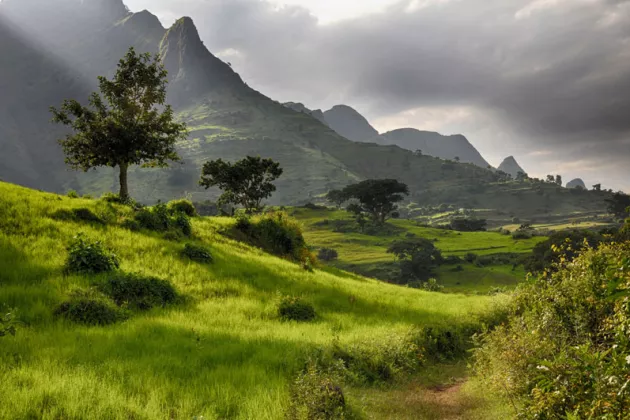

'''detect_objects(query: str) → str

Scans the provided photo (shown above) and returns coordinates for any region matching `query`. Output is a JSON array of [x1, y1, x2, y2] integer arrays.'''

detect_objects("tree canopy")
[[325, 189, 348, 209], [341, 179, 409, 224], [199, 156, 283, 213], [51, 47, 187, 200], [387, 238, 443, 282], [605, 192, 630, 218]]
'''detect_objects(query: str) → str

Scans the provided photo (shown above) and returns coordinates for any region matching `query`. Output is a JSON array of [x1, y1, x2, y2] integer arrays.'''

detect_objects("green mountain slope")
[[0, 181, 499, 418]]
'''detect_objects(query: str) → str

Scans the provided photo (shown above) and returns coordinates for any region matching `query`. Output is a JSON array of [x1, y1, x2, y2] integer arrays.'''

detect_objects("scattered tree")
[[387, 238, 443, 282], [516, 171, 528, 182], [326, 189, 348, 209], [51, 47, 187, 201], [605, 192, 630, 218], [454, 156, 461, 162], [546, 175, 555, 183], [199, 156, 283, 213], [592, 183, 602, 192], [414, 149, 423, 157], [555, 175, 562, 186], [341, 179, 409, 224]]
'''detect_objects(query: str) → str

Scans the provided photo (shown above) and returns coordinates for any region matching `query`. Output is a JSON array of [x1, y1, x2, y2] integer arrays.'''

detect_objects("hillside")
[[292, 207, 545, 293], [0, 181, 504, 418], [0, 0, 611, 223]]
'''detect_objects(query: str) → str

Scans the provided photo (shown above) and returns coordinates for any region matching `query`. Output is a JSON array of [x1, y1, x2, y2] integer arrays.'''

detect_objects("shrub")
[[443, 255, 463, 265], [0, 309, 18, 338], [97, 273, 177, 311], [235, 212, 314, 265], [288, 364, 347, 420], [54, 289, 127, 326], [101, 192, 140, 208], [67, 190, 79, 198], [52, 208, 104, 224], [422, 278, 444, 292], [181, 243, 213, 264], [417, 325, 471, 361], [317, 248, 339, 262], [278, 296, 316, 322], [511, 230, 532, 240], [121, 218, 141, 231], [464, 252, 478, 263], [64, 234, 119, 274], [473, 243, 630, 418], [167, 199, 197, 217], [133, 203, 192, 237]]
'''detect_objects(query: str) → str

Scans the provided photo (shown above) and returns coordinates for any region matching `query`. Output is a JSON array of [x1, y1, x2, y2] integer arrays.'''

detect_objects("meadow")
[[0, 182, 506, 419], [291, 207, 544, 293]]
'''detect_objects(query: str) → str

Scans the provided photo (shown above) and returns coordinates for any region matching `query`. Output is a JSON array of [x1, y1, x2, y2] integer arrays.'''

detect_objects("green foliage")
[[278, 296, 316, 322], [288, 364, 347, 420], [388, 238, 443, 282], [66, 190, 79, 198], [317, 248, 339, 262], [511, 230, 532, 240], [199, 156, 283, 213], [473, 243, 630, 419], [450, 218, 487, 232], [54, 289, 128, 326], [52, 207, 104, 225], [235, 212, 314, 264], [97, 273, 177, 311], [167, 199, 197, 217], [325, 190, 348, 209], [132, 203, 192, 237], [605, 191, 630, 218], [0, 309, 18, 338], [422, 278, 444, 292], [50, 47, 187, 200], [341, 179, 409, 224], [181, 243, 213, 264], [64, 234, 119, 274], [524, 229, 606, 274]]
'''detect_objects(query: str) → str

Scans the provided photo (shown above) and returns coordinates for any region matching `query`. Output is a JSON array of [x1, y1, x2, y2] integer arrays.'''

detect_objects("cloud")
[[124, 0, 630, 190]]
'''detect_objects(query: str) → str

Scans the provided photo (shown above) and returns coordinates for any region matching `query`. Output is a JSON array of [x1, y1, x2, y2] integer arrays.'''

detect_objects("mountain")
[[380, 129, 491, 168], [284, 102, 327, 124], [322, 105, 382, 143], [498, 156, 527, 179], [0, 0, 610, 222], [566, 178, 587, 189]]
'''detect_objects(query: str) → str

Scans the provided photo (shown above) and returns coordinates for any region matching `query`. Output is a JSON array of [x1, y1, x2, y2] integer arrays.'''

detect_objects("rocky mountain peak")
[[498, 156, 527, 179]]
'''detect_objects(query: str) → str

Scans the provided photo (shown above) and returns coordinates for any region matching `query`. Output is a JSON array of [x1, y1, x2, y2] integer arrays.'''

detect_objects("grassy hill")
[[291, 207, 547, 293], [0, 181, 509, 419]]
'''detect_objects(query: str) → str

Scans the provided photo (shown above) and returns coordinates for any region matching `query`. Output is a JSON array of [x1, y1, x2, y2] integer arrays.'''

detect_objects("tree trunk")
[[118, 163, 129, 201]]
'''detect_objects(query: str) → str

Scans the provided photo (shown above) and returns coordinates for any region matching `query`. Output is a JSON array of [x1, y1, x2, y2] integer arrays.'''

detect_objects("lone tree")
[[555, 175, 562, 186], [342, 179, 409, 224], [199, 156, 283, 213], [51, 47, 187, 201], [605, 192, 630, 219], [387, 238, 443, 282]]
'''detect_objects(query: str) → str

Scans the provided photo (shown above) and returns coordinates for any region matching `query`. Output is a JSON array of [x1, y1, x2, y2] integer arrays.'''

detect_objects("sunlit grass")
[[0, 182, 501, 419]]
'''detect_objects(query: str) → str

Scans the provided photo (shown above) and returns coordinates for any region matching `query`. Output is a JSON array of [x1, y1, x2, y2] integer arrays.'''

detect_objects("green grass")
[[292, 207, 544, 293], [0, 182, 503, 419]]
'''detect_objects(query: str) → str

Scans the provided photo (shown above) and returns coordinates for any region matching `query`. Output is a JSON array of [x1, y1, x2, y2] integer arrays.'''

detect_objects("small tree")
[[605, 192, 630, 218], [555, 175, 562, 186], [454, 156, 460, 162], [387, 238, 443, 282], [199, 156, 283, 213], [342, 179, 409, 224], [546, 175, 555, 183], [51, 47, 187, 201], [326, 189, 348, 209], [593, 184, 602, 192]]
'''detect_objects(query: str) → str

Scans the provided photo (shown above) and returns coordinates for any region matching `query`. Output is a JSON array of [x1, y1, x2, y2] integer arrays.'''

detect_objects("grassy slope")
[[292, 208, 546, 293], [0, 181, 501, 419]]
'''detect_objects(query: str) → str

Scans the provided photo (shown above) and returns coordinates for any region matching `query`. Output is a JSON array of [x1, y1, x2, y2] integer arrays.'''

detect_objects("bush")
[[0, 309, 18, 338], [417, 325, 471, 361], [167, 199, 197, 217], [52, 208, 104, 224], [473, 243, 630, 418], [288, 364, 347, 420], [422, 278, 444, 292], [511, 230, 532, 240], [133, 203, 192, 237], [67, 190, 79, 198], [443, 255, 463, 265], [235, 212, 314, 265], [54, 289, 127, 326], [64, 234, 119, 274], [97, 273, 177, 311], [464, 252, 478, 263], [317, 248, 339, 262], [173, 212, 192, 236], [278, 296, 316, 322], [181, 243, 213, 264], [101, 192, 140, 208]]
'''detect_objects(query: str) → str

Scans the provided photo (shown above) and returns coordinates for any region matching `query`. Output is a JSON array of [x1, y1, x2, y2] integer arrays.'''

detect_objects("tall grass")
[[0, 182, 500, 419]]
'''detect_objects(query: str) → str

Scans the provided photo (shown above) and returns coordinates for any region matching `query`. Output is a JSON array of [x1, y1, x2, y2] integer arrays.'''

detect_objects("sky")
[[124, 0, 629, 189]]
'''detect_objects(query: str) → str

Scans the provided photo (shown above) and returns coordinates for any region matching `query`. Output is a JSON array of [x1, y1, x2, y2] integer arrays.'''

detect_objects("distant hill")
[[567, 178, 587, 189], [498, 156, 527, 179], [322, 105, 382, 143], [380, 129, 491, 168]]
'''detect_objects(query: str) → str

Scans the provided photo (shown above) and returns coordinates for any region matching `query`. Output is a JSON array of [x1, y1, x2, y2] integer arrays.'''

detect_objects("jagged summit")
[[498, 156, 527, 179], [160, 16, 246, 106]]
